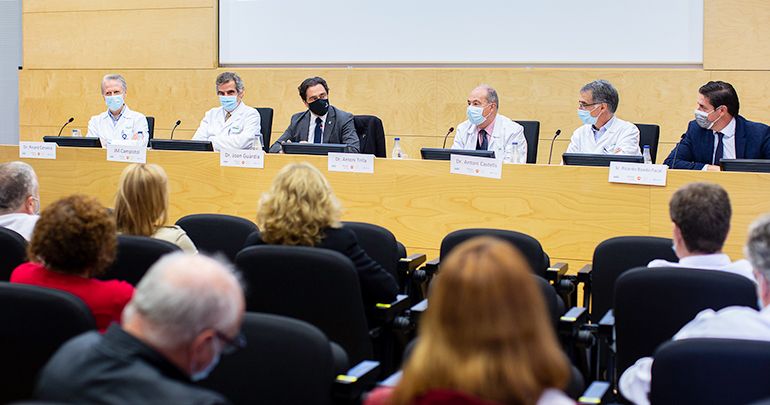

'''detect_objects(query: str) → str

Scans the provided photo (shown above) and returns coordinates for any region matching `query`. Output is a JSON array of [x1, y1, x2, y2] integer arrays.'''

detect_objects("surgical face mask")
[[466, 105, 492, 126], [190, 339, 221, 382], [32, 197, 40, 215], [105, 94, 124, 112], [219, 95, 239, 112], [577, 105, 600, 126], [308, 98, 329, 116], [694, 106, 722, 130]]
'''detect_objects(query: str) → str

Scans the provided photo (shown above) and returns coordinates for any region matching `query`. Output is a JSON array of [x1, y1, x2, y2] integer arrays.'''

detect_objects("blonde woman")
[[244, 162, 398, 305], [114, 163, 197, 253], [365, 237, 575, 405]]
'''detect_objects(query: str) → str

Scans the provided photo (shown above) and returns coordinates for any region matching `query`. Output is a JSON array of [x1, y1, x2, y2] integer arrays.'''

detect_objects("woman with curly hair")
[[244, 162, 398, 305], [114, 163, 197, 253], [10, 194, 134, 332], [364, 237, 575, 405]]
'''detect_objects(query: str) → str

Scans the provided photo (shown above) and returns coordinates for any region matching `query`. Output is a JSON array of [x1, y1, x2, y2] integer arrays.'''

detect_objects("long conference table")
[[3, 144, 770, 269]]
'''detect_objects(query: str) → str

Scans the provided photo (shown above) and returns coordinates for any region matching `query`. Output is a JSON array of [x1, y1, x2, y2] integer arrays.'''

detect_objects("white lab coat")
[[86, 105, 149, 147], [192, 101, 261, 151], [451, 114, 527, 162], [565, 115, 641, 155]]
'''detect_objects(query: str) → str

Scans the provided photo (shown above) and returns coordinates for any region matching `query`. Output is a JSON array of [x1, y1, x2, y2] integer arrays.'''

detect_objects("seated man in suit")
[[648, 182, 754, 280], [268, 77, 360, 153], [565, 79, 641, 156], [450, 85, 527, 162], [664, 81, 770, 170], [34, 253, 246, 404], [86, 74, 150, 147], [620, 213, 770, 405], [0, 161, 40, 241], [192, 72, 262, 151]]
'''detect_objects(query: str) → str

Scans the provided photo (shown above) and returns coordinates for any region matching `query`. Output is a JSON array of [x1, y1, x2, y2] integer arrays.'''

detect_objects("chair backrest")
[[341, 221, 399, 284], [256, 107, 274, 152], [590, 236, 677, 323], [145, 116, 155, 139], [98, 235, 180, 286], [0, 227, 28, 281], [515, 120, 540, 164], [651, 338, 770, 405], [175, 214, 258, 263], [199, 313, 335, 405], [614, 267, 758, 377], [235, 245, 373, 365], [440, 228, 549, 278], [0, 282, 97, 403], [635, 123, 660, 163], [353, 115, 386, 157], [534, 274, 565, 332]]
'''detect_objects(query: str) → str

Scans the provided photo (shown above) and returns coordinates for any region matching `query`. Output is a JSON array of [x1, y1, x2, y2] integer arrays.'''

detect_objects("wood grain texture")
[[704, 0, 770, 70], [24, 0, 213, 13]]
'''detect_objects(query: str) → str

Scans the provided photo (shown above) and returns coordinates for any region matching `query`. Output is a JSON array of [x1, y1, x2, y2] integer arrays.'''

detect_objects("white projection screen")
[[219, 0, 703, 66]]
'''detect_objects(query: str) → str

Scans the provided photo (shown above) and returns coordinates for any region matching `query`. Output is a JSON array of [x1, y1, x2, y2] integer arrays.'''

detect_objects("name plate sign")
[[19, 142, 56, 159], [608, 162, 667, 186], [450, 154, 502, 179], [220, 149, 264, 168], [328, 153, 374, 173], [107, 145, 147, 163]]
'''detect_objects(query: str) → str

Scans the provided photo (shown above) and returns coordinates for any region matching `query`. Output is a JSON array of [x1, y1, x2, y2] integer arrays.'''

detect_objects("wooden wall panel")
[[704, 0, 770, 70], [23, 0, 213, 12]]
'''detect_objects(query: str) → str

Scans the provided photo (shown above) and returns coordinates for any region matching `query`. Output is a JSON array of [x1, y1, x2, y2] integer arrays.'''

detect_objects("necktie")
[[225, 111, 231, 122], [713, 131, 724, 165], [476, 129, 488, 150], [314, 117, 323, 144]]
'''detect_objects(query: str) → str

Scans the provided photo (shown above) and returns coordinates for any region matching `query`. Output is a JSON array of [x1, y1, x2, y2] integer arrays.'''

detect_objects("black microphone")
[[670, 133, 686, 168], [57, 117, 74, 137], [170, 120, 181, 140], [547, 129, 562, 165], [442, 127, 454, 149]]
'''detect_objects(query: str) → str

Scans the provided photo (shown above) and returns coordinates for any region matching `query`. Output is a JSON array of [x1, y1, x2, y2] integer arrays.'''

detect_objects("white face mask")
[[694, 106, 722, 130], [190, 338, 221, 381]]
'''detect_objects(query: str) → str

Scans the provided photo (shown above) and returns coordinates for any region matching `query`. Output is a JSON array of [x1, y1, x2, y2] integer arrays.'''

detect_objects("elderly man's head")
[[122, 253, 245, 380], [745, 214, 770, 308], [0, 161, 39, 215]]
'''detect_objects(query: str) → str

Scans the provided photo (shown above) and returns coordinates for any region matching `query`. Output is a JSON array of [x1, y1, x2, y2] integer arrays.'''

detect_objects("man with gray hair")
[[86, 74, 150, 147], [193, 71, 261, 151], [451, 85, 527, 163], [0, 161, 40, 240], [565, 79, 641, 155], [34, 253, 246, 404], [620, 213, 770, 405]]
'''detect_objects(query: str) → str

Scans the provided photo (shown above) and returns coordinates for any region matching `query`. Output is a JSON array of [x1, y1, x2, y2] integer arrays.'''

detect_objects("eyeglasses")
[[578, 102, 601, 110], [215, 330, 247, 355]]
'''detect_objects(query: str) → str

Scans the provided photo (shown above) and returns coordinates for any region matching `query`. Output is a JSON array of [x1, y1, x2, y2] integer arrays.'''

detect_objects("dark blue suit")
[[664, 115, 770, 170]]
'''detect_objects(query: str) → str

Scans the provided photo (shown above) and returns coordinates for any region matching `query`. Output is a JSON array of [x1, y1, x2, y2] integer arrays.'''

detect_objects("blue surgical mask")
[[105, 94, 124, 112], [219, 95, 239, 112], [190, 339, 221, 382], [467, 105, 491, 126], [577, 106, 599, 126]]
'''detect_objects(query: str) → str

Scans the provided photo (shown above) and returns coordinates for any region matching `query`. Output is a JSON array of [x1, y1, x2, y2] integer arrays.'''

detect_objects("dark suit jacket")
[[353, 115, 387, 157], [268, 106, 360, 153], [244, 227, 398, 305], [664, 115, 770, 170]]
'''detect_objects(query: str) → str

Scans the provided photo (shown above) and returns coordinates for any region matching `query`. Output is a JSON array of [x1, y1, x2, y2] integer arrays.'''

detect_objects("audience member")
[[364, 237, 574, 405], [10, 194, 133, 332], [34, 253, 245, 404], [114, 163, 197, 253], [244, 162, 397, 305], [86, 74, 150, 147], [620, 213, 770, 405], [0, 161, 40, 240]]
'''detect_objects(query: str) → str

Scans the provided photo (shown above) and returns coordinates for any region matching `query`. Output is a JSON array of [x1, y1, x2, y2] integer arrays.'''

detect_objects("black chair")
[[613, 267, 758, 387], [353, 115, 386, 157], [515, 120, 540, 164], [651, 338, 770, 405], [0, 282, 97, 403], [0, 227, 28, 281], [199, 313, 336, 405], [635, 123, 660, 164], [341, 222, 399, 282], [175, 214, 258, 263], [146, 116, 155, 139], [256, 107, 273, 152], [98, 235, 180, 286]]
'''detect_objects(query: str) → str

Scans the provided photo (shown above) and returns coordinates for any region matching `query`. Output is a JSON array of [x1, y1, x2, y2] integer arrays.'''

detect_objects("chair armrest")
[[408, 299, 428, 328], [578, 264, 592, 309], [373, 294, 410, 323], [578, 381, 612, 405], [376, 370, 403, 387], [397, 253, 426, 275], [598, 309, 614, 339], [546, 262, 569, 282], [334, 360, 381, 402], [423, 257, 439, 277], [558, 306, 588, 336]]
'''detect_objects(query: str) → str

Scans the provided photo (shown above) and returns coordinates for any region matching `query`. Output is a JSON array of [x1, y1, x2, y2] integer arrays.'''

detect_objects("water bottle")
[[254, 133, 263, 151], [71, 129, 81, 137], [137, 131, 146, 145], [512, 142, 520, 164], [643, 145, 652, 164], [503, 143, 514, 163], [392, 138, 402, 159]]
